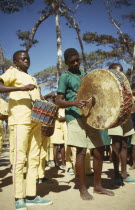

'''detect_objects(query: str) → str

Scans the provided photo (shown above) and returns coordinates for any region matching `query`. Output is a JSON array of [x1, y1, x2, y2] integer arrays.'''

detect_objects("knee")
[[121, 141, 128, 151], [77, 147, 86, 157], [93, 147, 104, 160]]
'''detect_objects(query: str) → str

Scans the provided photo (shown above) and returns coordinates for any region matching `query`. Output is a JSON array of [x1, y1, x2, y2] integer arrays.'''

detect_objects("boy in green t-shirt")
[[55, 48, 114, 200]]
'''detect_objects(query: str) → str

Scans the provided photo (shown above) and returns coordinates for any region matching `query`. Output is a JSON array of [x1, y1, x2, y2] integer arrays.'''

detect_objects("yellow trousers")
[[37, 135, 49, 178], [13, 123, 41, 198], [9, 125, 14, 165], [47, 138, 54, 161], [0, 125, 3, 152]]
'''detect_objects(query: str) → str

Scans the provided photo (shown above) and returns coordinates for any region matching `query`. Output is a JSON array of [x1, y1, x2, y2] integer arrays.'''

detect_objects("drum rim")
[[77, 69, 132, 129]]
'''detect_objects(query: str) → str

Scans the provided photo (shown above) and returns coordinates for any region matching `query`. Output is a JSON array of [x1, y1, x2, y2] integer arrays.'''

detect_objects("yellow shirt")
[[0, 66, 40, 125], [55, 108, 66, 129], [0, 120, 3, 128]]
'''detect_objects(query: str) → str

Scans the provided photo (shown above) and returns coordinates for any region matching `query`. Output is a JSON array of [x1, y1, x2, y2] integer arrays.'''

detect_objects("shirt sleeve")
[[57, 73, 67, 94], [0, 67, 16, 86]]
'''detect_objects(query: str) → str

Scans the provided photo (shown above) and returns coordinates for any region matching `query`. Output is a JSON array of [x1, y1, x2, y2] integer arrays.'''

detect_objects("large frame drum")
[[77, 69, 133, 129]]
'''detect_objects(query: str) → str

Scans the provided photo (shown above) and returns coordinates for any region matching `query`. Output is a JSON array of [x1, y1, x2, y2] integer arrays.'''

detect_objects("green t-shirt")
[[57, 69, 86, 123]]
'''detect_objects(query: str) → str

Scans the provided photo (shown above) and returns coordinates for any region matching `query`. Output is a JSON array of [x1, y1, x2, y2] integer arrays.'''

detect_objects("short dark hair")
[[64, 48, 79, 61], [109, 63, 123, 72], [13, 50, 28, 62]]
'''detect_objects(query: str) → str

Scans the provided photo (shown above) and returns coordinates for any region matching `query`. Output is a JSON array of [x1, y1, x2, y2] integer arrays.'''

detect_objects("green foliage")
[[122, 12, 135, 25], [83, 32, 116, 45], [85, 50, 121, 70], [107, 0, 132, 8], [83, 32, 134, 65], [34, 61, 67, 91], [0, 0, 34, 14], [4, 58, 14, 69], [16, 29, 38, 48], [72, 0, 92, 5]]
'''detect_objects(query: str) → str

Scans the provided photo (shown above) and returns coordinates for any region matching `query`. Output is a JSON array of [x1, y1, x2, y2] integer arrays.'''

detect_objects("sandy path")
[[0, 143, 135, 210]]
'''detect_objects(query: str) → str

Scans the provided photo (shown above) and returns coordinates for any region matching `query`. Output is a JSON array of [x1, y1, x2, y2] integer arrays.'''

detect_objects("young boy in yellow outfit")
[[0, 50, 52, 210]]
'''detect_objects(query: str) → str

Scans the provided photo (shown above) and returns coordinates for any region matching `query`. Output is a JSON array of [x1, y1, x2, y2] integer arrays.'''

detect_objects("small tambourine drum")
[[31, 100, 58, 126], [41, 125, 55, 137], [77, 69, 133, 129]]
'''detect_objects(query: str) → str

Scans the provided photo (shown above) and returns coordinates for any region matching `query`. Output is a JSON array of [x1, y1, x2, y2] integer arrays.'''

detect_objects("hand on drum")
[[21, 84, 37, 91], [74, 99, 90, 109]]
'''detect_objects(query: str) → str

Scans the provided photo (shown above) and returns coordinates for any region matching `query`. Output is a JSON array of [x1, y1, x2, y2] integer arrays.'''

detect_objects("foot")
[[114, 177, 124, 187], [25, 196, 53, 206], [67, 168, 74, 175], [9, 165, 13, 173], [94, 187, 115, 196], [129, 165, 135, 170], [86, 172, 94, 176], [15, 198, 27, 210], [48, 161, 55, 167], [60, 165, 66, 170], [123, 176, 135, 184], [80, 189, 93, 200], [37, 177, 53, 184]]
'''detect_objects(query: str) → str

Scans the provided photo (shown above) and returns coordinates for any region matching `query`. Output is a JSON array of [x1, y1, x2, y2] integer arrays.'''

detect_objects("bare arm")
[[42, 91, 55, 100], [0, 81, 37, 93], [55, 93, 90, 109]]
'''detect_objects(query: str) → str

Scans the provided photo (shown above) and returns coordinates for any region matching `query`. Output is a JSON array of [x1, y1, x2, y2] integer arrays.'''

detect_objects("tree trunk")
[[0, 47, 6, 73], [55, 5, 62, 84]]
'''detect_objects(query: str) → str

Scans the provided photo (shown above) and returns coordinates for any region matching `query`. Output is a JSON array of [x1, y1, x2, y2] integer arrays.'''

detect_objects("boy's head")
[[109, 63, 123, 72], [64, 48, 80, 71], [13, 50, 30, 72]]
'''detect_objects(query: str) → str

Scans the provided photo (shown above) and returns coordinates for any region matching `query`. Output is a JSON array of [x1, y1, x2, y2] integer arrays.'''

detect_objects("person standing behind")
[[36, 92, 55, 183], [55, 48, 114, 200], [129, 111, 135, 170], [0, 50, 52, 210], [108, 63, 135, 186], [51, 108, 66, 168]]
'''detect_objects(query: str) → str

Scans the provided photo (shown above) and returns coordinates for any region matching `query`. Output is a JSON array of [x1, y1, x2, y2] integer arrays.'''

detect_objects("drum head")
[[77, 69, 129, 129]]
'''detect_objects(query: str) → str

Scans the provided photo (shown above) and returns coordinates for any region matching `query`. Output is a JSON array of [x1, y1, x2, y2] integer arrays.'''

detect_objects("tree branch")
[[25, 6, 55, 51]]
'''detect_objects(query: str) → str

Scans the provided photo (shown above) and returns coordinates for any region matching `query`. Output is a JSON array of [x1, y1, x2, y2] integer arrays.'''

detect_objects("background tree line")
[[0, 0, 135, 93]]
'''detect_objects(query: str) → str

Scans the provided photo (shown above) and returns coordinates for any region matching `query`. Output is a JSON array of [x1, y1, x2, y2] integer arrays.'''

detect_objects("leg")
[[60, 144, 65, 166], [109, 145, 112, 162], [106, 145, 112, 161], [76, 147, 93, 200], [111, 136, 121, 178], [13, 124, 31, 199], [93, 146, 114, 196], [65, 145, 73, 169], [85, 149, 93, 175], [120, 137, 128, 179], [9, 125, 15, 166], [26, 123, 41, 197], [0, 126, 3, 152], [130, 145, 135, 169], [53, 144, 59, 167], [37, 136, 48, 179]]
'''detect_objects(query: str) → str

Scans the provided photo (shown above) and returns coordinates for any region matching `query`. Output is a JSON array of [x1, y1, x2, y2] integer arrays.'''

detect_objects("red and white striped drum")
[[77, 69, 133, 129], [31, 100, 58, 126], [41, 125, 55, 137]]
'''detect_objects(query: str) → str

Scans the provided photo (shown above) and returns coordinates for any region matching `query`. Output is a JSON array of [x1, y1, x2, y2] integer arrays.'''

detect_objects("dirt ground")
[[0, 139, 135, 210]]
